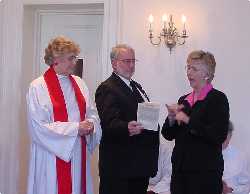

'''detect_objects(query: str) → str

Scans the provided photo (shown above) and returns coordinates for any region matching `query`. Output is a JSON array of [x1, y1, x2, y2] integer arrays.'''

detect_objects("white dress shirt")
[[223, 144, 250, 194]]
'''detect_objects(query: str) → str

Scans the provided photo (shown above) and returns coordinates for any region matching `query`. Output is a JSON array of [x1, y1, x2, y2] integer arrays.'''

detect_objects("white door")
[[38, 11, 103, 194], [39, 12, 103, 99]]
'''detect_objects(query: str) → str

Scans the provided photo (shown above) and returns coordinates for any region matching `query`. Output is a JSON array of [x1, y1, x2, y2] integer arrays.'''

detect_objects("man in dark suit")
[[95, 44, 159, 194]]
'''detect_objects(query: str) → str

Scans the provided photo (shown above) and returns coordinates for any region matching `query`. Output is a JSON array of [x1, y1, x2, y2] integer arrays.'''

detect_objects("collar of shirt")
[[185, 83, 213, 106], [115, 73, 132, 90], [114, 73, 150, 102]]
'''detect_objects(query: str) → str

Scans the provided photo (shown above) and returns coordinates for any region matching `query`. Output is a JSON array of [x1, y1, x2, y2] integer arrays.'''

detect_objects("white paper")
[[137, 102, 160, 131]]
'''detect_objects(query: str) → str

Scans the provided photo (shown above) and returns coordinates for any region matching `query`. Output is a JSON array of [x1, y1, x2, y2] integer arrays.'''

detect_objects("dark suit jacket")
[[95, 73, 159, 178], [161, 88, 229, 173]]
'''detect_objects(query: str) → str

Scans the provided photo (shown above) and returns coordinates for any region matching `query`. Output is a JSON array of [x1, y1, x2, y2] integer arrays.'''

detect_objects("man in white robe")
[[26, 74, 102, 194], [222, 121, 250, 194]]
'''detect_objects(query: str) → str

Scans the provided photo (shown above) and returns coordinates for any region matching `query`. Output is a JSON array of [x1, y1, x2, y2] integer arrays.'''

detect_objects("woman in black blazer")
[[162, 50, 230, 194]]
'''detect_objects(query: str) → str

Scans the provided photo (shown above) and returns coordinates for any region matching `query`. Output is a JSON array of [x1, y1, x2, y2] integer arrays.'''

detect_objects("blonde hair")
[[44, 36, 80, 65], [187, 50, 216, 82], [110, 44, 134, 61]]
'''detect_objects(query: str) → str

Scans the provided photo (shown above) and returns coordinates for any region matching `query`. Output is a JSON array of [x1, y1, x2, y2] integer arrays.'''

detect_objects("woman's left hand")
[[175, 111, 190, 125]]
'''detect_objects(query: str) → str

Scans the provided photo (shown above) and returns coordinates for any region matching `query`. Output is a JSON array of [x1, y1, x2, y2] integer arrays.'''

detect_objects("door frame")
[[24, 0, 123, 80]]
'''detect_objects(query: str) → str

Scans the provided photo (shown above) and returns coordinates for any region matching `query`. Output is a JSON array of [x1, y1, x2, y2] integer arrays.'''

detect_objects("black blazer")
[[95, 73, 159, 178], [161, 88, 229, 173]]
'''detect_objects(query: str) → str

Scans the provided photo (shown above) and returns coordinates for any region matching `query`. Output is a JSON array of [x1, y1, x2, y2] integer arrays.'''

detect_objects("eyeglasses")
[[116, 58, 138, 64], [185, 64, 204, 72], [67, 55, 79, 63]]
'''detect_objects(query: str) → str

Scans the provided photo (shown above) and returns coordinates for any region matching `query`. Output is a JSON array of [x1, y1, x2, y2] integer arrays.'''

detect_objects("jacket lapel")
[[110, 73, 143, 103]]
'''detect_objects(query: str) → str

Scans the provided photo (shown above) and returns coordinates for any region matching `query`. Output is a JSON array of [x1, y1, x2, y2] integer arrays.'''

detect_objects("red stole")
[[44, 66, 87, 194]]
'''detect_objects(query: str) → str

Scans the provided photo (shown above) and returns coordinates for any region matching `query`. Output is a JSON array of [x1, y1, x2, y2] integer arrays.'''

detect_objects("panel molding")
[[34, 8, 104, 76], [32, 0, 123, 80]]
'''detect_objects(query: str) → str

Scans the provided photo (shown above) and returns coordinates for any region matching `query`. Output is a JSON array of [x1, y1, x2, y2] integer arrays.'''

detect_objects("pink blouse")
[[185, 83, 213, 107]]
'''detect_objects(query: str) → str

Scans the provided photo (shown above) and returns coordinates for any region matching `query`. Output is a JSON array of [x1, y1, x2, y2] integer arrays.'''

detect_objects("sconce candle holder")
[[148, 14, 188, 53]]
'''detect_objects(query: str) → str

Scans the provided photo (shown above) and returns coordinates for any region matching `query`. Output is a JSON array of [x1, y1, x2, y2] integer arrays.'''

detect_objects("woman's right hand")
[[166, 104, 184, 120]]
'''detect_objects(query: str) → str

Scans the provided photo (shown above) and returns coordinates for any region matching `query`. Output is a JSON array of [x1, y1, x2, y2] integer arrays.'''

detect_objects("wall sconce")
[[148, 14, 188, 53]]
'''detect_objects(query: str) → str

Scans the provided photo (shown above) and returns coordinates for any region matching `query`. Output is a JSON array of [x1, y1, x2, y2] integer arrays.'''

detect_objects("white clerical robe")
[[223, 145, 250, 194], [148, 143, 172, 194], [26, 74, 102, 194]]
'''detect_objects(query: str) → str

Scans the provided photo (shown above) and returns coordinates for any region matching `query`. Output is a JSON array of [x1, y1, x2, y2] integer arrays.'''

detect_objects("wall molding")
[[0, 0, 23, 193]]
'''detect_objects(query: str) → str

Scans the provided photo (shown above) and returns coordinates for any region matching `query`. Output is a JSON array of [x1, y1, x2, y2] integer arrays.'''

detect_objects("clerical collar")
[[56, 74, 70, 80]]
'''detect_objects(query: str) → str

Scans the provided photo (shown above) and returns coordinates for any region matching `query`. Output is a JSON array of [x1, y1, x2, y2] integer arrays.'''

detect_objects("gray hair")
[[187, 50, 216, 83], [110, 44, 134, 61]]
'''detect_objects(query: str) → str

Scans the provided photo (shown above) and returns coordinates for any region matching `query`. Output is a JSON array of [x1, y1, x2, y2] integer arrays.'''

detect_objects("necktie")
[[130, 81, 144, 103]]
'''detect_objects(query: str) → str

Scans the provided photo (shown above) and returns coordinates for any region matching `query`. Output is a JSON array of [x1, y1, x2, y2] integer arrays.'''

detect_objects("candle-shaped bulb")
[[162, 14, 168, 22], [162, 14, 168, 29], [148, 14, 154, 23], [181, 15, 187, 24], [148, 14, 154, 31], [181, 15, 187, 36]]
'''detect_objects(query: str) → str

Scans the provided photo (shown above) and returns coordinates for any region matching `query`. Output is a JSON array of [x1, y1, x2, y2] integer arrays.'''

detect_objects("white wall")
[[0, 3, 3, 65], [120, 0, 250, 164]]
